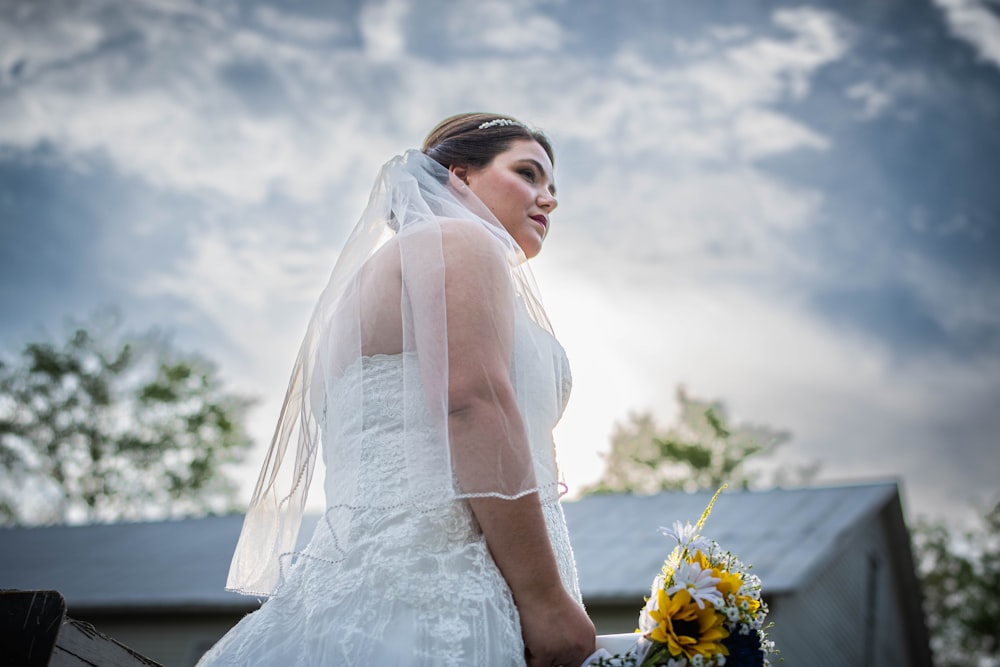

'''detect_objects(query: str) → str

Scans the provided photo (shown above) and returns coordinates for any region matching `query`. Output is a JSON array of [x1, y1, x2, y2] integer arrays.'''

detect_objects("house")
[[0, 481, 930, 666]]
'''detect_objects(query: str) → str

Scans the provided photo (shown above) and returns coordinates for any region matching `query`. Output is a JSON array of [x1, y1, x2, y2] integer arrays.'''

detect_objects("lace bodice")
[[309, 313, 579, 598]]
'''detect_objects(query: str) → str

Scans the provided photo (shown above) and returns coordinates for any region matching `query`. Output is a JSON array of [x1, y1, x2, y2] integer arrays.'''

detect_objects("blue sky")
[[1, 0, 998, 524]]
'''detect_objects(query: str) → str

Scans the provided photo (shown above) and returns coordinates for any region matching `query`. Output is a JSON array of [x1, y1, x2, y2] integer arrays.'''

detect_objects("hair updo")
[[422, 112, 554, 170]]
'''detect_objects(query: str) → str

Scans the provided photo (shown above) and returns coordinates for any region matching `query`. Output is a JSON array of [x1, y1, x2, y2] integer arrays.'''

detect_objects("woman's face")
[[457, 139, 558, 259]]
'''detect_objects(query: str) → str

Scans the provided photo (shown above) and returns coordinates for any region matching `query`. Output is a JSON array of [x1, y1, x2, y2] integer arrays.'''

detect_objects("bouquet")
[[586, 487, 776, 667]]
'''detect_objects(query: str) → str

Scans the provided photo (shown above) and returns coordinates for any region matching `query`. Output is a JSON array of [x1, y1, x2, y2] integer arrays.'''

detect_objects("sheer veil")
[[226, 150, 562, 597]]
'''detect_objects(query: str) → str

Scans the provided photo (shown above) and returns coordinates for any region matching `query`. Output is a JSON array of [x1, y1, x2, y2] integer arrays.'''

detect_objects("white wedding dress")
[[198, 307, 582, 666]]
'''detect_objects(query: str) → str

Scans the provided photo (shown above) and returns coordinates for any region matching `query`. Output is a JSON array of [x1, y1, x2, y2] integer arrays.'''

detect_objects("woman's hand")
[[518, 587, 596, 667]]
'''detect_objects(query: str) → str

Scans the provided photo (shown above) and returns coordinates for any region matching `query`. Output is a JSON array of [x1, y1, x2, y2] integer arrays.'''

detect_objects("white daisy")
[[666, 560, 724, 609], [659, 520, 712, 553]]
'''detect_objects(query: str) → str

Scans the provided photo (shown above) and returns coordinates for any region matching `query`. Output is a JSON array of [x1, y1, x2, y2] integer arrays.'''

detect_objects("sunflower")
[[647, 588, 730, 660], [695, 551, 761, 617]]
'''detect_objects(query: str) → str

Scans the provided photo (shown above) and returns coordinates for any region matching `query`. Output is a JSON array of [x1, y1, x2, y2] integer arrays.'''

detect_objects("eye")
[[518, 168, 537, 183]]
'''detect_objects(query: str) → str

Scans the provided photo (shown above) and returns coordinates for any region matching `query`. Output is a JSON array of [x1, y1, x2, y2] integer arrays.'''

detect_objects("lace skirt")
[[197, 502, 527, 667]]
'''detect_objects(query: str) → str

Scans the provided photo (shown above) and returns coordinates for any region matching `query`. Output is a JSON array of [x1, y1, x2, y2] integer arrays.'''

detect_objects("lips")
[[530, 214, 548, 230]]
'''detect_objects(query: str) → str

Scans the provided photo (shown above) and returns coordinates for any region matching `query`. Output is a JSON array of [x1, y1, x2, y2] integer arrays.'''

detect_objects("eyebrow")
[[519, 158, 557, 196]]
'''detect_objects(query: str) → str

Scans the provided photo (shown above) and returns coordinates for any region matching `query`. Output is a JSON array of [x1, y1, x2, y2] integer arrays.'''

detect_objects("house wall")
[[587, 601, 644, 634], [768, 541, 866, 665], [766, 506, 930, 666], [870, 506, 931, 666]]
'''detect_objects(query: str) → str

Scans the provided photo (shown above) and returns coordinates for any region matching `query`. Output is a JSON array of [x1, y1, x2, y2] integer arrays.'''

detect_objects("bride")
[[197, 113, 596, 667]]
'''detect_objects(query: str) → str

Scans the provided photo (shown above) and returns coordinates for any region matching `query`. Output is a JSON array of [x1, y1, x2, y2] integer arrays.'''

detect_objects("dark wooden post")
[[1, 589, 65, 666], [0, 590, 163, 667]]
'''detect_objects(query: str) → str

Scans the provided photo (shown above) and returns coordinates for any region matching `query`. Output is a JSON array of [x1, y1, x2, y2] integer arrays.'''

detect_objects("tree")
[[584, 386, 810, 495], [913, 500, 1000, 667], [0, 313, 256, 525]]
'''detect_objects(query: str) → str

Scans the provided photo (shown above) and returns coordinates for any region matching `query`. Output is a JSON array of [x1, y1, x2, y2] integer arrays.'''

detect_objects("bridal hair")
[[422, 112, 555, 170]]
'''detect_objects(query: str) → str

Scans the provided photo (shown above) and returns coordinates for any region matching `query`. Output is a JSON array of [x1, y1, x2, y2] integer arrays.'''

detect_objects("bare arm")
[[466, 485, 597, 666], [442, 222, 595, 666]]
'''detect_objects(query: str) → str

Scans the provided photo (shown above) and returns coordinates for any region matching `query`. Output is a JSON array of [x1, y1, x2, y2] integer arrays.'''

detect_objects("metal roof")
[[0, 512, 269, 613], [0, 482, 902, 612]]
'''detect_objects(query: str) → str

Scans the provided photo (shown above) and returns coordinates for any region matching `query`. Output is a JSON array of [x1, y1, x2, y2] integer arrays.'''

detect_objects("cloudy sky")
[[1, 0, 998, 525]]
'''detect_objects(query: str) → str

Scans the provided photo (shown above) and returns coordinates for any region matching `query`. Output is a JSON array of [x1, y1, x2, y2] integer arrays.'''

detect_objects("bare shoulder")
[[394, 219, 509, 282], [438, 217, 498, 241], [437, 218, 508, 265]]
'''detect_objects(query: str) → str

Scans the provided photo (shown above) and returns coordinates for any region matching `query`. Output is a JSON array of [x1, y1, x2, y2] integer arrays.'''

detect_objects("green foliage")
[[584, 387, 805, 495], [913, 501, 1000, 667], [0, 313, 256, 525]]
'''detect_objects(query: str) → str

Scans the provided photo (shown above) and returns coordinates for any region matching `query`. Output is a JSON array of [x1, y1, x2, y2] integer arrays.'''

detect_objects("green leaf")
[[0, 311, 256, 526]]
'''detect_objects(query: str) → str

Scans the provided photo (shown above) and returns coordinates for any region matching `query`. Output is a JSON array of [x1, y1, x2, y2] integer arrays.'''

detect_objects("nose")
[[537, 190, 557, 213]]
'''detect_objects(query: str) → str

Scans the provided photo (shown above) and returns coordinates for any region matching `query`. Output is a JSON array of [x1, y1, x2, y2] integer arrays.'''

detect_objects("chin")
[[515, 234, 544, 260], [519, 243, 542, 260]]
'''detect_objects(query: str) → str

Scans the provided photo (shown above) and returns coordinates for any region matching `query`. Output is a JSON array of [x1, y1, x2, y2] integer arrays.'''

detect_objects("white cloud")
[[674, 24, 753, 57], [681, 7, 851, 113], [845, 69, 930, 120], [0, 2, 404, 204], [132, 215, 334, 405], [544, 7, 848, 170], [732, 108, 830, 160], [845, 81, 894, 119], [0, 1, 104, 84], [444, 0, 566, 53], [899, 252, 1000, 344], [0, 1, 846, 210], [557, 163, 824, 283], [359, 0, 410, 61], [253, 6, 347, 43], [545, 250, 1000, 520], [935, 0, 1000, 69]]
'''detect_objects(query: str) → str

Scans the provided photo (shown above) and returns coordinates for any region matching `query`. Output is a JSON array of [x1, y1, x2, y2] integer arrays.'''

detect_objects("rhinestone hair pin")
[[478, 118, 525, 130]]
